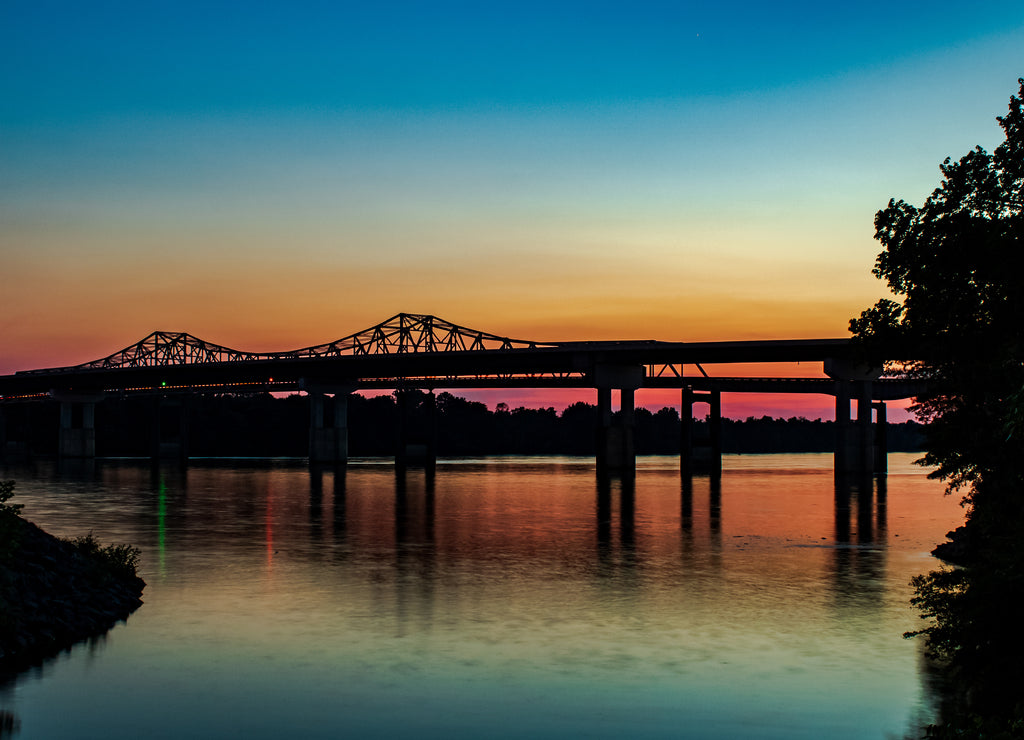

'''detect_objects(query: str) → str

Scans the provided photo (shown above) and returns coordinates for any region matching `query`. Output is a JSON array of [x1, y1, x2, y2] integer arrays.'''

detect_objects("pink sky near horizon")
[[360, 388, 916, 423]]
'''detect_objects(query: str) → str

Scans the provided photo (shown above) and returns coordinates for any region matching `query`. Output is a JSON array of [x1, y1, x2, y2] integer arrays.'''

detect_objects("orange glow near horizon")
[[0, 232, 884, 377], [1, 232, 907, 422]]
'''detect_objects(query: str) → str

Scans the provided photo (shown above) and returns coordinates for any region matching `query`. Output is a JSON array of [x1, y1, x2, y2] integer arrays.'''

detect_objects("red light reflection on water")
[[266, 488, 274, 572]]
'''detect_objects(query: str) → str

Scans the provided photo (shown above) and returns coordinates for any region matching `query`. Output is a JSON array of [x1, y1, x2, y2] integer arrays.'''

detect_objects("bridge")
[[0, 313, 917, 475]]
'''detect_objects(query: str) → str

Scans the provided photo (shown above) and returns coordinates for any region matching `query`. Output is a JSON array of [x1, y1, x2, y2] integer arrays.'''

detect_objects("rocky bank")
[[0, 514, 145, 676]]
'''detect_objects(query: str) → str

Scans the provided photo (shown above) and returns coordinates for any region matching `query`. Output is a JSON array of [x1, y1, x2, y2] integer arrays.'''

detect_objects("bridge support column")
[[395, 389, 436, 472], [681, 387, 722, 476], [0, 404, 32, 461], [826, 358, 883, 478], [834, 381, 852, 474], [709, 390, 723, 472], [595, 364, 643, 478], [302, 381, 357, 466], [52, 393, 105, 459], [308, 392, 350, 465], [680, 387, 693, 475], [856, 381, 874, 474], [151, 397, 190, 462], [834, 380, 878, 476], [873, 401, 887, 474], [60, 402, 95, 458]]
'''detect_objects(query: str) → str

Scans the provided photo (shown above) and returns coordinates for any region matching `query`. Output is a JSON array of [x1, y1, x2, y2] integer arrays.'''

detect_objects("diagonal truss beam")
[[20, 313, 559, 374]]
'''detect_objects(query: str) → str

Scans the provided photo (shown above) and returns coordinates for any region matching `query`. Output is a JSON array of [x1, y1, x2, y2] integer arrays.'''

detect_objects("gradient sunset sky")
[[2, 2, 1022, 418]]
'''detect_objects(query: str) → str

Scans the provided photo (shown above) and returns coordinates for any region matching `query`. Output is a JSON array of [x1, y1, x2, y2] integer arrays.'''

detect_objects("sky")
[[2, 1, 1023, 419]]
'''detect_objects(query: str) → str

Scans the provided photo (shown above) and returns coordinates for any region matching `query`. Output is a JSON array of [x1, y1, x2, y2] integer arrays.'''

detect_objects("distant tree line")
[[2, 390, 923, 457]]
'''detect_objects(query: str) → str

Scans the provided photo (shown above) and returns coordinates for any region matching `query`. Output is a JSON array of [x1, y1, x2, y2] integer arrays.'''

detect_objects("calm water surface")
[[1, 454, 964, 739]]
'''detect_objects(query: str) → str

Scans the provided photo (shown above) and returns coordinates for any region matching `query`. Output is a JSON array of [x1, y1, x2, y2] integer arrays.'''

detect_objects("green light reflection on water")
[[156, 473, 166, 577], [2, 454, 967, 739]]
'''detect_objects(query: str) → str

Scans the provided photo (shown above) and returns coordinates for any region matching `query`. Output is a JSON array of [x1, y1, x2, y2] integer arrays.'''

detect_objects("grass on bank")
[[1, 479, 141, 578], [1, 479, 144, 670]]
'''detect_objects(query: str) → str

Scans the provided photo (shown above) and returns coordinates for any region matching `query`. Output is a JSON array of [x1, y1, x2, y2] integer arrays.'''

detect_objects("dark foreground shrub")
[[64, 533, 141, 580]]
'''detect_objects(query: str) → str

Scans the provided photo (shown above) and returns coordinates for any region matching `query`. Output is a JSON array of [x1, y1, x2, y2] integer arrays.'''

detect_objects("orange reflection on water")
[[7, 453, 968, 739]]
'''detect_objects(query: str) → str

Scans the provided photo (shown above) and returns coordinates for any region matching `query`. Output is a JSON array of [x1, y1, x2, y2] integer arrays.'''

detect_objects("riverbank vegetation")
[[851, 78, 1024, 737], [0, 480, 145, 676]]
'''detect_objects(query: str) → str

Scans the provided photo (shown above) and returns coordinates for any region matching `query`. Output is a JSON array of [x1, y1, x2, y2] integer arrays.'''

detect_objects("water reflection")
[[680, 474, 723, 570], [1, 455, 966, 740], [596, 476, 636, 576], [709, 473, 722, 536], [833, 474, 888, 603], [55, 457, 97, 479], [392, 469, 437, 636]]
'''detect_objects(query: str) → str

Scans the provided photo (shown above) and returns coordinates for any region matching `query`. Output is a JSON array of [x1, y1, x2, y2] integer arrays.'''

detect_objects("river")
[[1, 453, 964, 739]]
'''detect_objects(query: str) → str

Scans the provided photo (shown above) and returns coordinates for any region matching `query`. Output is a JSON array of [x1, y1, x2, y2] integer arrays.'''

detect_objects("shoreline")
[[0, 514, 145, 679]]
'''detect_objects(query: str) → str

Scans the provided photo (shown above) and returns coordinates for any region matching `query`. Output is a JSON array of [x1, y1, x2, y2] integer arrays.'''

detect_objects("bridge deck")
[[0, 314, 908, 401]]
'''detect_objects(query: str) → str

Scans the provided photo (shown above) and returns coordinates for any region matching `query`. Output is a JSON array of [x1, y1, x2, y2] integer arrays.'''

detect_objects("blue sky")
[[2, 1, 1022, 416], [4, 1, 1019, 114]]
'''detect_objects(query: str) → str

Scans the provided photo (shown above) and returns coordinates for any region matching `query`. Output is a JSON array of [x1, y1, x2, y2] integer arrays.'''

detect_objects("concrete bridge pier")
[[59, 401, 95, 458], [595, 364, 644, 478], [151, 396, 190, 462], [873, 401, 887, 474], [833, 379, 885, 477], [0, 405, 33, 461], [51, 392, 106, 459], [304, 382, 356, 465], [680, 387, 723, 476], [826, 359, 885, 477], [395, 389, 437, 472]]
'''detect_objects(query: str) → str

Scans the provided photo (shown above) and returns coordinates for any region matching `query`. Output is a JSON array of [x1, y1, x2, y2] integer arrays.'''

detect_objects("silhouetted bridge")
[[0, 313, 920, 474]]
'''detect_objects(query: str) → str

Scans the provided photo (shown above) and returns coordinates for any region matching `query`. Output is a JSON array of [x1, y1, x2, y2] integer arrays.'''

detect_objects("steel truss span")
[[0, 312, 910, 401], [19, 313, 555, 374]]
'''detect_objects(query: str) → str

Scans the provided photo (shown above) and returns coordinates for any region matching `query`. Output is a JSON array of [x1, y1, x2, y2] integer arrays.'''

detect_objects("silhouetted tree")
[[560, 401, 598, 454], [851, 78, 1024, 736]]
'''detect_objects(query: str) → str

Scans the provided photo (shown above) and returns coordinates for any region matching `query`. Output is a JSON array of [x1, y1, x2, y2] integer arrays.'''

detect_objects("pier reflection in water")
[[2, 454, 963, 740]]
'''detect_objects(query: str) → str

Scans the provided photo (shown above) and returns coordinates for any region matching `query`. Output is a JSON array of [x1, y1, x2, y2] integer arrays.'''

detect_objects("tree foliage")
[[852, 79, 1024, 736], [852, 78, 1024, 492], [0, 480, 23, 563]]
